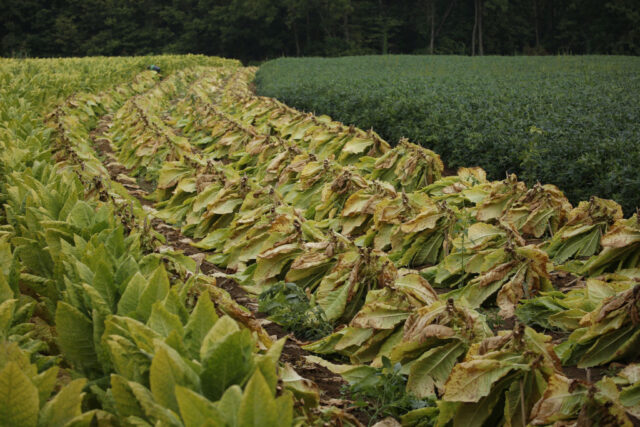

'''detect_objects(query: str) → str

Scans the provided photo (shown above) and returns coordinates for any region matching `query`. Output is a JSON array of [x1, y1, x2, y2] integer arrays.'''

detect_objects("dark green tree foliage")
[[1, 0, 639, 60]]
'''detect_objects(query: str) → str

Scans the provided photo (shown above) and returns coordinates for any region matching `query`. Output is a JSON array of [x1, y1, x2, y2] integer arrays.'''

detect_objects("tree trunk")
[[478, 0, 484, 55], [306, 11, 311, 47], [294, 22, 300, 56], [379, 0, 388, 54], [472, 0, 478, 56], [344, 14, 350, 43], [429, 0, 435, 54], [533, 0, 540, 48]]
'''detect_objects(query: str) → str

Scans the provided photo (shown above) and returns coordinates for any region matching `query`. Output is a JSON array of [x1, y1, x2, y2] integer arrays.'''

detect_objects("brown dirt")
[[442, 164, 457, 177], [550, 270, 585, 290], [263, 320, 349, 401], [562, 366, 608, 384]]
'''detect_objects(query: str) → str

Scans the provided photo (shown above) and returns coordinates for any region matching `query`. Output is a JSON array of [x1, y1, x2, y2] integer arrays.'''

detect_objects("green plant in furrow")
[[344, 356, 437, 426], [258, 282, 333, 341]]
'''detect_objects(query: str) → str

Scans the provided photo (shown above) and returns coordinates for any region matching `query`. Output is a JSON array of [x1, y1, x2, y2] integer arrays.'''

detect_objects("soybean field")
[[256, 55, 640, 213]]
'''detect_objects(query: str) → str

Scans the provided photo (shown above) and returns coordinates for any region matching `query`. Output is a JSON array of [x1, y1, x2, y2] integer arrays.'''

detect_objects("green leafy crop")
[[256, 55, 640, 214]]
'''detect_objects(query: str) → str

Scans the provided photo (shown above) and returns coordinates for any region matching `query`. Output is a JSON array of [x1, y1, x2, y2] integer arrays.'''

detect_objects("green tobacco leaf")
[[407, 341, 466, 398], [110, 374, 146, 419], [443, 358, 523, 403], [0, 362, 39, 427], [253, 244, 300, 283], [351, 305, 409, 330], [316, 280, 349, 322], [55, 301, 99, 374], [90, 259, 118, 313], [67, 201, 96, 230], [200, 329, 255, 401], [38, 379, 86, 427], [334, 327, 374, 351], [150, 342, 201, 413], [33, 367, 59, 408], [237, 370, 280, 427], [147, 302, 184, 337], [0, 269, 14, 302], [275, 392, 294, 427], [136, 265, 170, 321], [452, 373, 520, 427], [0, 299, 16, 336], [128, 381, 183, 426], [578, 325, 640, 368], [255, 337, 286, 395], [528, 374, 587, 425], [184, 291, 219, 359], [199, 315, 240, 360], [214, 385, 243, 427], [503, 371, 544, 427], [304, 355, 377, 384], [341, 136, 373, 155], [175, 385, 224, 427], [61, 410, 116, 427], [620, 382, 640, 409], [117, 272, 147, 317]]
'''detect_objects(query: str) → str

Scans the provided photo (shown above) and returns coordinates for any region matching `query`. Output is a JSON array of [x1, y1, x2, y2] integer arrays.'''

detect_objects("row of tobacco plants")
[[1, 55, 639, 426]]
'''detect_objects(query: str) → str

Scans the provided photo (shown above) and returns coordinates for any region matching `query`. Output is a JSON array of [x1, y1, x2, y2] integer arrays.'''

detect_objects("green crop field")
[[256, 55, 640, 213], [1, 54, 640, 427]]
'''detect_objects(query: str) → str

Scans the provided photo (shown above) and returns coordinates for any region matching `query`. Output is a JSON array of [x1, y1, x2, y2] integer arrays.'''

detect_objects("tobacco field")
[[0, 55, 639, 427]]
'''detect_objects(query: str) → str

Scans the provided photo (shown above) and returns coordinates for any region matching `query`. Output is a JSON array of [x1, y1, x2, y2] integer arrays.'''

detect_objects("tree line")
[[2, 0, 638, 61]]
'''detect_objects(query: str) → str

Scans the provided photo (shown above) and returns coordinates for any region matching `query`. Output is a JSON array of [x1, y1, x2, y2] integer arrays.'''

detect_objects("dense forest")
[[2, 0, 639, 61]]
